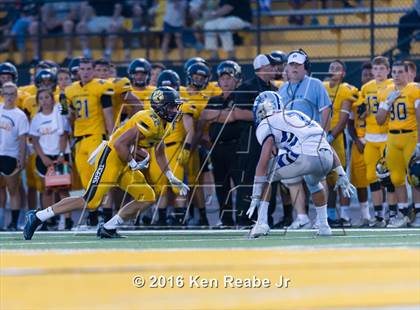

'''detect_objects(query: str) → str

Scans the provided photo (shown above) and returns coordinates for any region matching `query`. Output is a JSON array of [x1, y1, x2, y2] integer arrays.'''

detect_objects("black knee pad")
[[369, 181, 381, 192]]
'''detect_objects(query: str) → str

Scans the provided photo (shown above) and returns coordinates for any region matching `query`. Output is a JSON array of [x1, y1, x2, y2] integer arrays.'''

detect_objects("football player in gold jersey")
[[64, 58, 115, 189], [323, 60, 358, 226], [129, 58, 156, 112], [24, 86, 189, 239], [360, 56, 397, 227], [93, 58, 142, 128], [348, 62, 374, 226], [146, 70, 196, 226], [376, 61, 420, 227]]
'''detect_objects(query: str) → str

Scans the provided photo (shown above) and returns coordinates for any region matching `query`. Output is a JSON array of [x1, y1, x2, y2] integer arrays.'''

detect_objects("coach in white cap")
[[277, 49, 332, 230]]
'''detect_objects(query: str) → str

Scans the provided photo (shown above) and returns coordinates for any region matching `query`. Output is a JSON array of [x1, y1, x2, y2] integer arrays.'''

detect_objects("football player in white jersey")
[[246, 91, 356, 238]]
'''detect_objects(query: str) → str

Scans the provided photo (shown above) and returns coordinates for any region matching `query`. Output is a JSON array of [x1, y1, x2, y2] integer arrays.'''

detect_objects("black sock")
[[102, 208, 113, 222], [174, 208, 186, 224], [11, 210, 20, 225], [198, 208, 206, 220], [374, 205, 383, 220], [283, 204, 293, 220], [158, 208, 167, 222], [389, 204, 398, 217], [400, 207, 409, 216], [88, 210, 98, 226]]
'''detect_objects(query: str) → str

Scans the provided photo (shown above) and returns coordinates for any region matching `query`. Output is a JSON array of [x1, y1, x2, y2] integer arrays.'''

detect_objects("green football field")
[[2, 229, 420, 310], [1, 228, 419, 250]]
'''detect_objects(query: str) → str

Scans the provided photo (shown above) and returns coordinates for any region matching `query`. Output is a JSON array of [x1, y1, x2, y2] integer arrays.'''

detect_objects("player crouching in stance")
[[247, 91, 356, 238], [23, 87, 189, 240]]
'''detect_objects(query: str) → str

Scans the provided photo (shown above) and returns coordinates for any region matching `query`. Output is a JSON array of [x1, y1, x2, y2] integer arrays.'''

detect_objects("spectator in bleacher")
[[161, 0, 187, 61], [187, 0, 218, 52], [396, 0, 420, 59], [28, 2, 80, 65], [130, 0, 157, 30], [288, 0, 305, 25], [76, 1, 127, 61], [203, 0, 252, 60], [128, 1, 158, 52], [0, 2, 19, 53], [150, 62, 166, 86], [3, 3, 39, 63]]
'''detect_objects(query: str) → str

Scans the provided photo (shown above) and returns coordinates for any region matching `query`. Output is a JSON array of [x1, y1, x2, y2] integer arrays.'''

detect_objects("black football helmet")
[[35, 69, 57, 90], [128, 58, 151, 87], [408, 156, 420, 188], [150, 86, 182, 122], [186, 63, 210, 90], [157, 70, 181, 90], [270, 50, 287, 64], [68, 57, 82, 81], [216, 60, 242, 81], [183, 57, 208, 73], [0, 62, 18, 84]]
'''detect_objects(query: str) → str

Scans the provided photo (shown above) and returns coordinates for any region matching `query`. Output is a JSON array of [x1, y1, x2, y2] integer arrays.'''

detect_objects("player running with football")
[[23, 86, 190, 240]]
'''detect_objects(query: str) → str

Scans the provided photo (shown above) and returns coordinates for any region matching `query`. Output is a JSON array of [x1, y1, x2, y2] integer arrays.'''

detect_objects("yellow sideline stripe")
[[1, 248, 419, 310]]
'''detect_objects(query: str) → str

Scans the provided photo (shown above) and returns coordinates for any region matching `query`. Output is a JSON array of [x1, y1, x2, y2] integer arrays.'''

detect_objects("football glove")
[[128, 152, 150, 171], [246, 197, 260, 219], [334, 165, 356, 198], [246, 175, 268, 219], [165, 170, 190, 196]]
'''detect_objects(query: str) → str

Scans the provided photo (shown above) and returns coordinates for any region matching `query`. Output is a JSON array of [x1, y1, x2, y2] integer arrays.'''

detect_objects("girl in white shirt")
[[0, 82, 28, 230], [30, 88, 72, 229]]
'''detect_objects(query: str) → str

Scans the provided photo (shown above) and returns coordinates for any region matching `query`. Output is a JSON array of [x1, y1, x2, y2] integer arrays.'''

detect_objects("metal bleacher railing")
[[0, 0, 418, 64]]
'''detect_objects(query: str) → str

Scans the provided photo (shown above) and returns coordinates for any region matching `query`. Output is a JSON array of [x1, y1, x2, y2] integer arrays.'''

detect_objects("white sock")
[[257, 201, 269, 225], [340, 205, 350, 221], [36, 207, 55, 222], [104, 214, 124, 230], [297, 214, 310, 223], [360, 202, 370, 220], [315, 205, 328, 226]]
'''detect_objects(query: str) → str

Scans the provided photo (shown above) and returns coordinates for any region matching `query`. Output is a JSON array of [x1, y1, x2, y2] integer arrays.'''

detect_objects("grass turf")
[[1, 229, 419, 250]]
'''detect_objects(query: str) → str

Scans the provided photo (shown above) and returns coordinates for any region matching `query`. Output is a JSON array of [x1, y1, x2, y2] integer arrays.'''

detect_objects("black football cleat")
[[97, 224, 124, 239], [23, 210, 42, 240]]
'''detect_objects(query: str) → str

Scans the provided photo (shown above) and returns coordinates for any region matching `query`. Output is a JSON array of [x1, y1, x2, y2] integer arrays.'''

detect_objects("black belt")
[[389, 129, 414, 134]]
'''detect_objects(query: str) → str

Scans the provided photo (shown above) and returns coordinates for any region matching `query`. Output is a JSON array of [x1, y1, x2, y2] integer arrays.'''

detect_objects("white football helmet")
[[253, 91, 283, 124]]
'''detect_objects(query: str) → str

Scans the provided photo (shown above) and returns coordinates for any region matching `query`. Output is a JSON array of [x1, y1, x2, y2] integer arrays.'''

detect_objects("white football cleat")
[[288, 218, 311, 230], [249, 223, 270, 239], [387, 215, 409, 228], [410, 213, 420, 227], [317, 224, 332, 236]]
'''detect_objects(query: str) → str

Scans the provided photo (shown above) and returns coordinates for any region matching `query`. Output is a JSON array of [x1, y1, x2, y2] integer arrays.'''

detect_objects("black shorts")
[[0, 155, 18, 176], [35, 154, 70, 177]]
